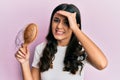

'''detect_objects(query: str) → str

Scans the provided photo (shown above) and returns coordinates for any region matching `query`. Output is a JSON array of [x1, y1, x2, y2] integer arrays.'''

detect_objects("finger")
[[15, 53, 25, 59], [18, 51, 26, 58], [22, 44, 28, 53], [19, 47, 26, 55], [26, 47, 29, 54], [73, 12, 77, 17], [57, 10, 76, 17], [56, 10, 70, 17], [20, 44, 28, 54], [15, 51, 26, 58]]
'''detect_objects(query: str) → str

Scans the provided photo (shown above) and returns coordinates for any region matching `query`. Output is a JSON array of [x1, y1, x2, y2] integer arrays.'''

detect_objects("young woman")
[[15, 3, 108, 80]]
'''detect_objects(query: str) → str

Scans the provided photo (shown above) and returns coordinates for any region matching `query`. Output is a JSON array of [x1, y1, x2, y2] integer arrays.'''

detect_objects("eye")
[[53, 18, 60, 23], [64, 20, 69, 26]]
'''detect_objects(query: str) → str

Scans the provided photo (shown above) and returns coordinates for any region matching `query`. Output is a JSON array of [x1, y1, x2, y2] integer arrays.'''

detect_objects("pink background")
[[0, 0, 120, 80]]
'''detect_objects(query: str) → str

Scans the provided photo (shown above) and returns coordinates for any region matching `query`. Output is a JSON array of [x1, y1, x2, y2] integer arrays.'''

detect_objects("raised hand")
[[56, 10, 79, 30], [15, 44, 30, 64]]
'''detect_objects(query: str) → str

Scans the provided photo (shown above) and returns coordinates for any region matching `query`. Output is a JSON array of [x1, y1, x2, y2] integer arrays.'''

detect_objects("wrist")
[[72, 25, 81, 33], [20, 60, 30, 67]]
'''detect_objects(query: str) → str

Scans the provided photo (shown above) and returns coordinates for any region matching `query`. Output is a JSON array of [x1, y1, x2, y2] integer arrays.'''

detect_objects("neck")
[[57, 39, 70, 46]]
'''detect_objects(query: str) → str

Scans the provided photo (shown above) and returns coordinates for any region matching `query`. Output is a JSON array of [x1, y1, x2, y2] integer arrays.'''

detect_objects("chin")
[[54, 35, 65, 41], [55, 37, 64, 41]]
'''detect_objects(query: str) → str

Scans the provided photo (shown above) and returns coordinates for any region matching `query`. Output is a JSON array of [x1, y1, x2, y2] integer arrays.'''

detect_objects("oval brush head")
[[23, 23, 38, 46]]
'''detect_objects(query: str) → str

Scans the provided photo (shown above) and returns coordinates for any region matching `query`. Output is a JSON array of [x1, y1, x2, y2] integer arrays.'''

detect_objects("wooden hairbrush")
[[23, 23, 38, 47]]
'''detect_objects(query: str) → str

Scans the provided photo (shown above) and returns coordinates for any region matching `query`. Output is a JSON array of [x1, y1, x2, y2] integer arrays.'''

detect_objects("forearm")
[[73, 27, 108, 69], [21, 61, 33, 80]]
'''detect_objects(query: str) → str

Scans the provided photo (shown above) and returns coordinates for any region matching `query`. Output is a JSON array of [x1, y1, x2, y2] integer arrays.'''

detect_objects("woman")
[[15, 3, 108, 80]]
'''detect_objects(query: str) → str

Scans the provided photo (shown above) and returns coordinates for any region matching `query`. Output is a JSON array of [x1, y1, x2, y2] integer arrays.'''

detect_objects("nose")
[[57, 22, 63, 29]]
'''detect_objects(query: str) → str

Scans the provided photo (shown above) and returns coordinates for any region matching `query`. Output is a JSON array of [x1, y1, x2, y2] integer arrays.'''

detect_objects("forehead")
[[53, 13, 67, 20]]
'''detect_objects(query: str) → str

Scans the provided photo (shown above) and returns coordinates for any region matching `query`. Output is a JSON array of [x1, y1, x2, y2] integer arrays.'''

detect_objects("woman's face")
[[52, 12, 72, 46]]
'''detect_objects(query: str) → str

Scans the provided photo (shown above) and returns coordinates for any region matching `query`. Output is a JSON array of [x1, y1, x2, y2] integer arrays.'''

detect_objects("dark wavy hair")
[[39, 3, 86, 74]]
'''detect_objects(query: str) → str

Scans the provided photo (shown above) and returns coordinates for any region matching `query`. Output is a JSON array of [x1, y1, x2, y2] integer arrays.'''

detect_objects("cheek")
[[52, 24, 56, 33], [67, 29, 73, 36], [65, 27, 72, 33]]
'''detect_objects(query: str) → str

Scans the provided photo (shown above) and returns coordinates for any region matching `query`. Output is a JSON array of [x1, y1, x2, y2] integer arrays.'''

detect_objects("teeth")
[[56, 30, 64, 35], [57, 31, 63, 34]]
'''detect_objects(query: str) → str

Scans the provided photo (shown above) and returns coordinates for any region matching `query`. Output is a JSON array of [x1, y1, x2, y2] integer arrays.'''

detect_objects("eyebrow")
[[53, 17, 59, 19], [53, 16, 68, 22]]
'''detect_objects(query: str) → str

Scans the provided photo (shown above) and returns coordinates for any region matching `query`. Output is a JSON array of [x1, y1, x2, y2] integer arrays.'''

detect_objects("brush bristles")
[[24, 23, 38, 45]]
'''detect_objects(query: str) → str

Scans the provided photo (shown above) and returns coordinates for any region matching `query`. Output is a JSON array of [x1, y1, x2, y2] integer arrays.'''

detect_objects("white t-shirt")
[[32, 42, 87, 80]]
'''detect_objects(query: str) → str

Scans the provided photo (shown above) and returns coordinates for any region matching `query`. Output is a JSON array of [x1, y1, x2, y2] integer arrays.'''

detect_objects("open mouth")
[[55, 29, 65, 35]]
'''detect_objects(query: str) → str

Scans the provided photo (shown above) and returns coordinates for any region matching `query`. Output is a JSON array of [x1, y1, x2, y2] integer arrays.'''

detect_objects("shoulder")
[[36, 41, 46, 49], [34, 41, 47, 55]]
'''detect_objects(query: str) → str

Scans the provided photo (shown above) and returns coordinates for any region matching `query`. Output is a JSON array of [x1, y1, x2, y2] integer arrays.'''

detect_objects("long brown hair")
[[39, 3, 86, 74]]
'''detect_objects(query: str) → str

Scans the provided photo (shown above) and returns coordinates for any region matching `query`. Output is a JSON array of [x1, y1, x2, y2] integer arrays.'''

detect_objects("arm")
[[57, 10, 108, 70], [20, 62, 40, 80], [72, 28, 108, 70], [15, 45, 40, 80], [21, 61, 33, 80], [31, 67, 40, 80]]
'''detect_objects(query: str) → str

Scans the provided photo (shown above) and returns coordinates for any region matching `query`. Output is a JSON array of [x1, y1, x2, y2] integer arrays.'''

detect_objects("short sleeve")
[[32, 42, 46, 68]]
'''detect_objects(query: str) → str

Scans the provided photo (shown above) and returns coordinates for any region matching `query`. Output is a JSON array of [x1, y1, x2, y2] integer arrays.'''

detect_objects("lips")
[[55, 29, 65, 35]]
